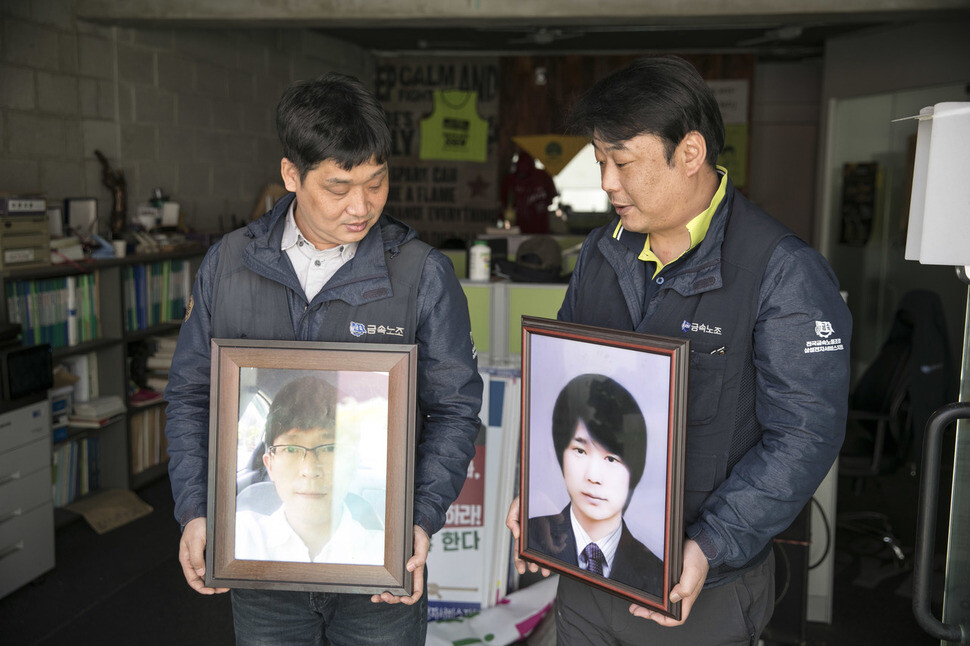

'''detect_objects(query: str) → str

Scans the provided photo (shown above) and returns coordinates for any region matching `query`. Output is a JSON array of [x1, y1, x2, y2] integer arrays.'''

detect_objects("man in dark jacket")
[[527, 374, 663, 599], [165, 72, 483, 645], [507, 56, 850, 645]]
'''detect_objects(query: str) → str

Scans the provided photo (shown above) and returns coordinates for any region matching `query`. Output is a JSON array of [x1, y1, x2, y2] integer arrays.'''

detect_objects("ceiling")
[[311, 18, 891, 60], [76, 1, 970, 61]]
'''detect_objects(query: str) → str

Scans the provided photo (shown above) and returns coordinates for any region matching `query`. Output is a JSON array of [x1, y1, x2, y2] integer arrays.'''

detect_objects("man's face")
[[561, 421, 630, 533], [263, 427, 336, 528], [592, 131, 694, 236], [280, 156, 389, 250]]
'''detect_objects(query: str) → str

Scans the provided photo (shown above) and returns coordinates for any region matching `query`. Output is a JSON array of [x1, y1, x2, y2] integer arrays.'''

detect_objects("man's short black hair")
[[566, 55, 724, 168], [551, 373, 647, 490], [264, 376, 339, 448], [276, 72, 391, 178]]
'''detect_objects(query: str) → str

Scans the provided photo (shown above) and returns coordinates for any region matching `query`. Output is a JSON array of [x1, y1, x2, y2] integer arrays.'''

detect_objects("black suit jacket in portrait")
[[528, 504, 663, 599]]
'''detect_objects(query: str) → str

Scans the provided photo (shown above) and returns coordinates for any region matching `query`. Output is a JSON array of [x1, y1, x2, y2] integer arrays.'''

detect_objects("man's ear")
[[280, 158, 300, 192], [679, 131, 708, 178]]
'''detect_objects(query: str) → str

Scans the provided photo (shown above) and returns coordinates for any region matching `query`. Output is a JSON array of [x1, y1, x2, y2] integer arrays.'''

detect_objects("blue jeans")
[[230, 574, 428, 646]]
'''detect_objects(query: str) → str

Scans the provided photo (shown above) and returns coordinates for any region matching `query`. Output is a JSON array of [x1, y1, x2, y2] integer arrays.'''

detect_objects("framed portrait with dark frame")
[[205, 338, 417, 595], [519, 316, 688, 619]]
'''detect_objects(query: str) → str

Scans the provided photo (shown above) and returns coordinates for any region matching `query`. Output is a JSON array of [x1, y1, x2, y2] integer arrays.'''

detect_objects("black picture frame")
[[519, 316, 688, 619], [205, 338, 417, 595]]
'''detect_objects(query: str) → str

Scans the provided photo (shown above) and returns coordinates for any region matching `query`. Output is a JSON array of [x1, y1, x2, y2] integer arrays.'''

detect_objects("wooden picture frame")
[[519, 317, 688, 619], [205, 338, 417, 595]]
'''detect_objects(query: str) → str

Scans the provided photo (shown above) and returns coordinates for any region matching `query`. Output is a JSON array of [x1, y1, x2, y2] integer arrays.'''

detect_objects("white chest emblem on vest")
[[681, 319, 723, 335], [349, 321, 405, 338]]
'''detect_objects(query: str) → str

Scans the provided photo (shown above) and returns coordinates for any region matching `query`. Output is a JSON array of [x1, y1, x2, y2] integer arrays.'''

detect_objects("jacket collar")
[[241, 192, 418, 306], [598, 176, 736, 301], [659, 179, 733, 298]]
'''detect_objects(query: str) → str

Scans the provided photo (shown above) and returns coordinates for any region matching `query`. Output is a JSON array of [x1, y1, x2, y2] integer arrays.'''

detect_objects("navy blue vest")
[[210, 224, 431, 345], [568, 193, 794, 576]]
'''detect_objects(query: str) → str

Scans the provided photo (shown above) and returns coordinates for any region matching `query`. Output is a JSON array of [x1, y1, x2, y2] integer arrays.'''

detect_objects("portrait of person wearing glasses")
[[234, 375, 383, 565], [528, 373, 663, 598]]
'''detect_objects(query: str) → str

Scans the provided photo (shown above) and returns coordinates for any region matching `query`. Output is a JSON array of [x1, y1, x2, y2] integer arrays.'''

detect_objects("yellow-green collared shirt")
[[612, 167, 729, 278]]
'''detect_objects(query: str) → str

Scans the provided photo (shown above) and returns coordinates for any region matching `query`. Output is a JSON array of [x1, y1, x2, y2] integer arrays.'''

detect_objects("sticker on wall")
[[419, 90, 489, 162]]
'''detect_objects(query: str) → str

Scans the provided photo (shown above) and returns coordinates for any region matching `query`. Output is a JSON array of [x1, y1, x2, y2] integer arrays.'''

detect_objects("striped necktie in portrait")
[[583, 542, 605, 575]]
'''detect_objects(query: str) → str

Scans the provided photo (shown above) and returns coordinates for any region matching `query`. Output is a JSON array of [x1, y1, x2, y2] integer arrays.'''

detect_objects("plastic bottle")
[[469, 240, 491, 281]]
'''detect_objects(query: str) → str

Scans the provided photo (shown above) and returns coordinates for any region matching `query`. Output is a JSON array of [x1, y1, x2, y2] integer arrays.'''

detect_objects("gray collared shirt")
[[282, 201, 358, 301]]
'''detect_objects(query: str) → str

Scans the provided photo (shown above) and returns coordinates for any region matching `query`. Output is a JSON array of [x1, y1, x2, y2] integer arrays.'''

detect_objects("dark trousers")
[[555, 550, 774, 646], [231, 572, 428, 646]]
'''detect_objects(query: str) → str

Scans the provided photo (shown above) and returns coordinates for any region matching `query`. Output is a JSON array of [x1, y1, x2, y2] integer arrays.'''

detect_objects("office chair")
[[837, 290, 955, 575], [840, 289, 956, 482], [838, 329, 914, 490]]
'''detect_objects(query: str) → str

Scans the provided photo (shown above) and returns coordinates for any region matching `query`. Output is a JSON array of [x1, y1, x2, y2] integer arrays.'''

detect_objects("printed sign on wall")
[[375, 58, 501, 247], [708, 79, 750, 188]]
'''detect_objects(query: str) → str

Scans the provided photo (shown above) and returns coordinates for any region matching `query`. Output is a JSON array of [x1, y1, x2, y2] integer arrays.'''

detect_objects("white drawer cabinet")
[[0, 397, 53, 600], [0, 399, 49, 453]]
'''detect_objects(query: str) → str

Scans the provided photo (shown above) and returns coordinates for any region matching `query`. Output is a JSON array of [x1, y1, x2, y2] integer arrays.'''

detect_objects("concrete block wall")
[[0, 0, 373, 234]]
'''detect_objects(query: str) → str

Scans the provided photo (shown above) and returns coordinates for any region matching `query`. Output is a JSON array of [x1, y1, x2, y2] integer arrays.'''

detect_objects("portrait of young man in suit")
[[528, 373, 663, 598]]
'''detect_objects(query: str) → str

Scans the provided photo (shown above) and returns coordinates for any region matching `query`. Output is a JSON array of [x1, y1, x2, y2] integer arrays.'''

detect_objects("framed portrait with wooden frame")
[[518, 317, 688, 619], [205, 338, 417, 595]]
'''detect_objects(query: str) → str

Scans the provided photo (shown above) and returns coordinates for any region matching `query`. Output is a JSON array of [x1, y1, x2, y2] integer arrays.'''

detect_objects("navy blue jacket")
[[165, 194, 483, 538], [561, 178, 850, 580]]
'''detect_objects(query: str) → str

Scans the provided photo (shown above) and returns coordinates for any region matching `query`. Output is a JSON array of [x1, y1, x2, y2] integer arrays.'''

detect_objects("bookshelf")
[[0, 249, 204, 513]]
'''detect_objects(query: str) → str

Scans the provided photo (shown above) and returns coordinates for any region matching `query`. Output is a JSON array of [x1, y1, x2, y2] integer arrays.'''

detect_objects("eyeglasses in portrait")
[[206, 339, 417, 595]]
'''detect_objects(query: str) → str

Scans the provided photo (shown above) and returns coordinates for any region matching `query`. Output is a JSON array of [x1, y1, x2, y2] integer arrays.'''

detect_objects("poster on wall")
[[426, 443, 487, 619], [375, 58, 501, 247], [708, 79, 749, 189], [840, 162, 880, 246]]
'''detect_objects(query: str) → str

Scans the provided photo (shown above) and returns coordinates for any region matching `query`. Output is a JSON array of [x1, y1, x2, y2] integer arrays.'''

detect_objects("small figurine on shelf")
[[95, 149, 128, 237]]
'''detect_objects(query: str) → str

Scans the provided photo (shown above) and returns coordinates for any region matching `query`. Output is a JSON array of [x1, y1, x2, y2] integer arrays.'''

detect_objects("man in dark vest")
[[507, 56, 851, 645], [165, 72, 483, 645]]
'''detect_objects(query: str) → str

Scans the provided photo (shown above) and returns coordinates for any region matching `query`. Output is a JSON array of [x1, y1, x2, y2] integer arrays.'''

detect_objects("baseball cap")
[[496, 235, 564, 283]]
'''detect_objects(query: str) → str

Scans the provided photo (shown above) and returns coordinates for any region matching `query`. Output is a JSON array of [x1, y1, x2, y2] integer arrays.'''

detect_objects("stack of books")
[[144, 333, 177, 394], [68, 394, 126, 429]]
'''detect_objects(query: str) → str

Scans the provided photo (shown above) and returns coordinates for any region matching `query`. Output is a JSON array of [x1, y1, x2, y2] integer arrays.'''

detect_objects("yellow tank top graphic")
[[419, 90, 488, 162]]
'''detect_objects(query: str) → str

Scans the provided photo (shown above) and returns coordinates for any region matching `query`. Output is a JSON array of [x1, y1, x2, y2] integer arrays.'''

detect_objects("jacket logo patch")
[[804, 321, 843, 353], [349, 321, 405, 338], [681, 319, 723, 335], [815, 320, 834, 338]]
